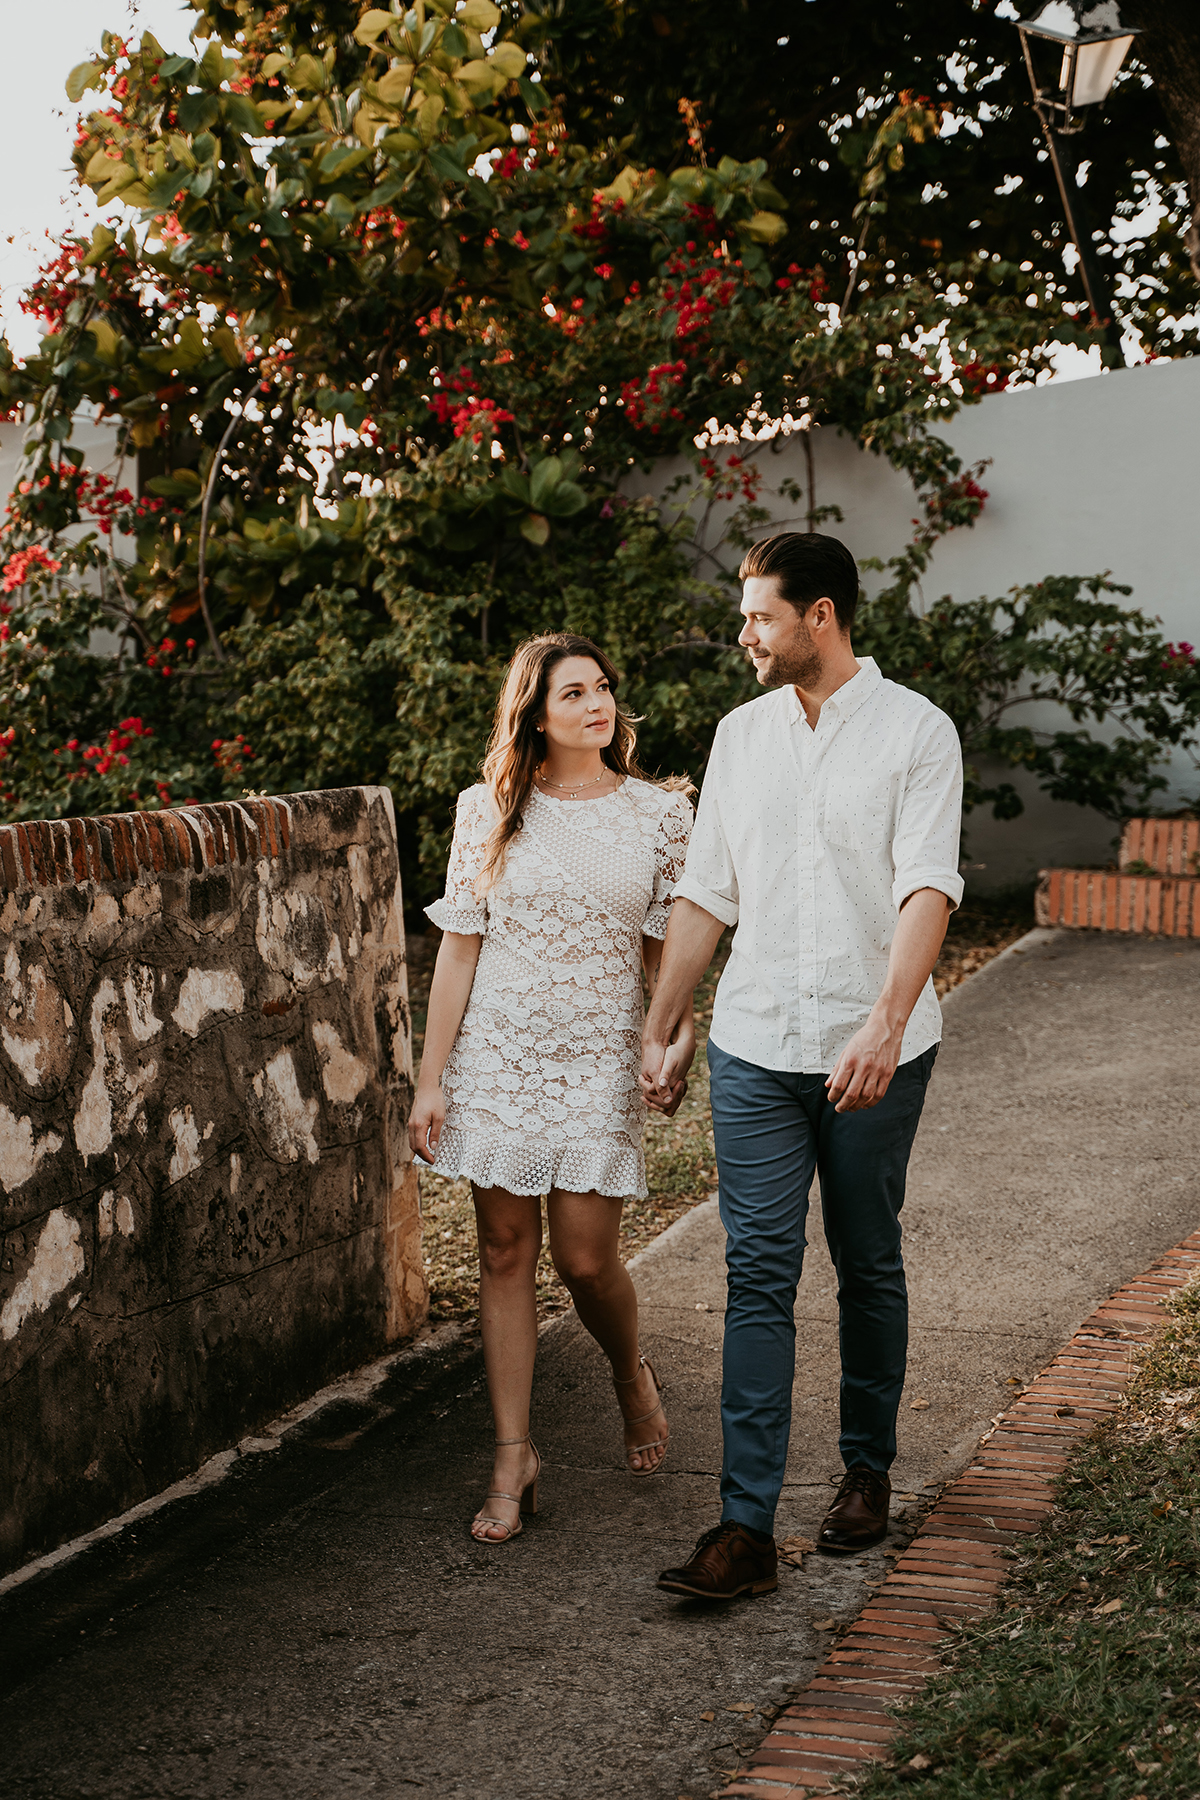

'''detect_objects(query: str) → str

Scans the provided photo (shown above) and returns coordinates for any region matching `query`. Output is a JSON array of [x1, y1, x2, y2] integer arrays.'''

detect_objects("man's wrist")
[[867, 996, 909, 1040]]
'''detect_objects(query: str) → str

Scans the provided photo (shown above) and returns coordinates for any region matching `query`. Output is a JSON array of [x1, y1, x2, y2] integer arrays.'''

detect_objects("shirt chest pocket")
[[820, 779, 892, 853]]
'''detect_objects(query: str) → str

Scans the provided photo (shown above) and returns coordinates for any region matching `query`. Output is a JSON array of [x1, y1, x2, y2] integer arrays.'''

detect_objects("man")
[[643, 531, 963, 1602]]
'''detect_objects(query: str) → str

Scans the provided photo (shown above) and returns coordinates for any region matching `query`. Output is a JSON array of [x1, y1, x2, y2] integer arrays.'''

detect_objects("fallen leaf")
[[726, 1701, 755, 1713], [1095, 1598, 1123, 1615], [1153, 1501, 1173, 1517], [910, 1399, 931, 1411], [1112, 1535, 1132, 1545], [812, 1617, 837, 1631], [909, 1753, 933, 1769], [698, 1711, 714, 1722], [779, 1534, 816, 1555], [1055, 1406, 1076, 1417]]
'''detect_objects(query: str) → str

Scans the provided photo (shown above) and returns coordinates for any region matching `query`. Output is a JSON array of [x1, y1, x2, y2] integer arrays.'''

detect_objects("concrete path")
[[3, 931, 1199, 1800]]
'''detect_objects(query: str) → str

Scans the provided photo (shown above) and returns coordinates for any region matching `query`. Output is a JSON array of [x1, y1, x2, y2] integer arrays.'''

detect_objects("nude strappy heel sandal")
[[613, 1353, 669, 1475], [469, 1435, 540, 1543]]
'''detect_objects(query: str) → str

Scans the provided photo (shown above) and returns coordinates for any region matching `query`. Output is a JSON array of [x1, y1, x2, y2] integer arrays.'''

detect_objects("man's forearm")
[[873, 887, 952, 1033], [644, 897, 726, 1040]]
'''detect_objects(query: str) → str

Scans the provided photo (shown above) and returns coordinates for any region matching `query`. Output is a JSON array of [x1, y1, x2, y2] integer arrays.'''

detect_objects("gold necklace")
[[536, 766, 609, 798]]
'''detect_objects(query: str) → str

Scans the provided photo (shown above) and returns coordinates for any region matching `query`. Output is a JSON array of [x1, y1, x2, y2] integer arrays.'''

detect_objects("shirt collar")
[[786, 656, 882, 727]]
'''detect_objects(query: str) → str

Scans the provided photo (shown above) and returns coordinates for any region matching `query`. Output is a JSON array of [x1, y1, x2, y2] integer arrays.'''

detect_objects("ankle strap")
[[612, 1353, 646, 1386], [495, 1434, 530, 1445]]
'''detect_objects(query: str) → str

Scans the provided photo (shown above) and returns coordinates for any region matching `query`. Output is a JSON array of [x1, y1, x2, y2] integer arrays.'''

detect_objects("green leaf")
[[211, 326, 241, 369], [738, 210, 788, 245], [292, 53, 328, 93], [458, 0, 501, 27], [319, 144, 374, 183], [145, 472, 202, 498], [520, 511, 550, 546], [158, 54, 195, 80], [517, 75, 549, 115], [458, 59, 502, 91], [442, 22, 469, 58], [84, 319, 120, 363], [174, 318, 207, 369], [65, 60, 105, 103], [224, 93, 267, 138], [543, 480, 587, 518], [81, 224, 117, 270], [354, 9, 395, 44], [428, 145, 466, 183], [499, 465, 531, 505], [529, 457, 562, 509], [375, 63, 415, 105], [324, 193, 356, 224], [489, 42, 527, 79], [417, 93, 446, 143]]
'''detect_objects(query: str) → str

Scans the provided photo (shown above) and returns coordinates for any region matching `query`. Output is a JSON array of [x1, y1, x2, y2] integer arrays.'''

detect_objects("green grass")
[[858, 1278, 1200, 1800]]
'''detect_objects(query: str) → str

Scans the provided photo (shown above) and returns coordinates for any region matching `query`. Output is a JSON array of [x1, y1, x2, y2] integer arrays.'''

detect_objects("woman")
[[408, 632, 695, 1544]]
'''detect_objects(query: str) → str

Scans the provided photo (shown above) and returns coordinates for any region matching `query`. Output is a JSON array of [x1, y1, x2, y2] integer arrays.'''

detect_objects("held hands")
[[640, 1016, 696, 1118], [408, 1082, 446, 1165], [825, 1011, 904, 1113]]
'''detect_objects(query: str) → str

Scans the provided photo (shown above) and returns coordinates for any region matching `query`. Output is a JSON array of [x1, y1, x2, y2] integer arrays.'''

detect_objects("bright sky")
[[0, 0, 195, 360]]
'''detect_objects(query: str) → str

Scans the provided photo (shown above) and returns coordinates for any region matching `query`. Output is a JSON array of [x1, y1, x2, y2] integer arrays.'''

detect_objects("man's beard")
[[746, 616, 823, 688]]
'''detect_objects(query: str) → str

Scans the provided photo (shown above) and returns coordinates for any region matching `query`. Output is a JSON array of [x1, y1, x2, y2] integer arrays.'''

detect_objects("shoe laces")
[[837, 1467, 885, 1498], [692, 1520, 745, 1554]]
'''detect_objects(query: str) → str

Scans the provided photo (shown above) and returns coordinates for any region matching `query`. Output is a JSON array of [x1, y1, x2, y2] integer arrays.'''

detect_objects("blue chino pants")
[[708, 1038, 938, 1538]]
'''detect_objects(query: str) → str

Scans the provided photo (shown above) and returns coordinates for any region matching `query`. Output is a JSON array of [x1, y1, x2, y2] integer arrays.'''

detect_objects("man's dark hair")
[[738, 532, 860, 633]]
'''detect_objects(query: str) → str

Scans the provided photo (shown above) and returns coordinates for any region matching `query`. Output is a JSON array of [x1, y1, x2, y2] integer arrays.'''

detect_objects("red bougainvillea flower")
[[2, 546, 62, 593]]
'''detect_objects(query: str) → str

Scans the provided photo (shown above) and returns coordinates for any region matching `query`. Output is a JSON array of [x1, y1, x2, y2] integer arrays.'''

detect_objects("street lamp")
[[1013, 1, 1140, 335]]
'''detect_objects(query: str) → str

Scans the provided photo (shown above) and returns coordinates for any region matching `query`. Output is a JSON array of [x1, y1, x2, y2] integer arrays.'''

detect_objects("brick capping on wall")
[[0, 786, 425, 1577], [719, 1228, 1200, 1798], [1035, 817, 1200, 937], [0, 796, 292, 893]]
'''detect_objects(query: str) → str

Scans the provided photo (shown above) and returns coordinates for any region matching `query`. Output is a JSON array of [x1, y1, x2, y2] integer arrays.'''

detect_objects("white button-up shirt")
[[674, 657, 964, 1073]]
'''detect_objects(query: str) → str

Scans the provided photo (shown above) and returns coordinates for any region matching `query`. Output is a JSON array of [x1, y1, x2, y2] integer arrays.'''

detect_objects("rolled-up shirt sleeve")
[[672, 727, 741, 927], [425, 786, 492, 936], [891, 712, 965, 913]]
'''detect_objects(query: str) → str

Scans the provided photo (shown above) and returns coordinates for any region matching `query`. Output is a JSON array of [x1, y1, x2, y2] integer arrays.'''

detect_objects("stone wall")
[[0, 786, 425, 1576]]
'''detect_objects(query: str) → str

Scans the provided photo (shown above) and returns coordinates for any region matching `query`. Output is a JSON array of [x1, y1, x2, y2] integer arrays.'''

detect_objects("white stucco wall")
[[631, 357, 1200, 889]]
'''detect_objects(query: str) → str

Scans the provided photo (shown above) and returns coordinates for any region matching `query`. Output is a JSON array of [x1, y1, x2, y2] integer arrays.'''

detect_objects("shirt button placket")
[[799, 777, 819, 1070]]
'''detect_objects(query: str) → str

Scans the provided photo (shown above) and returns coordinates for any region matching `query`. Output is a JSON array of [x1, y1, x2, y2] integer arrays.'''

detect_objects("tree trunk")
[[1124, 0, 1200, 284]]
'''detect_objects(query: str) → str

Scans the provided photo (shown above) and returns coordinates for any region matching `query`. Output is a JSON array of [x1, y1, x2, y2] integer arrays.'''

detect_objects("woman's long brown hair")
[[476, 633, 681, 892]]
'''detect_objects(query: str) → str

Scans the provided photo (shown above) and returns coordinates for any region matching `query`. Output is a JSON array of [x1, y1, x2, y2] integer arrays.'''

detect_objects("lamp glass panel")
[[1070, 34, 1134, 107]]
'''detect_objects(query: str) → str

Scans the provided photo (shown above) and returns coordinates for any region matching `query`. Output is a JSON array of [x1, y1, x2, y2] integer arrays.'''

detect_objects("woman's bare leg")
[[547, 1189, 669, 1472], [472, 1184, 542, 1537]]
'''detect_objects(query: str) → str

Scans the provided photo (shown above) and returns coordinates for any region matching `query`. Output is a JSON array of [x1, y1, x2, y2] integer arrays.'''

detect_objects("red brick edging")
[[1035, 818, 1200, 937], [720, 1228, 1200, 1798]]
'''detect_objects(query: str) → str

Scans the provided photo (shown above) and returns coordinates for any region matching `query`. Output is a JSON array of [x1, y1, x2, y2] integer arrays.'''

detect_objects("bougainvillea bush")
[[1, 1, 1196, 900]]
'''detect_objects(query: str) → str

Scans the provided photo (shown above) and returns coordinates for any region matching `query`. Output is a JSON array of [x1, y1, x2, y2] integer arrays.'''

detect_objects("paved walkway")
[[3, 931, 1199, 1800]]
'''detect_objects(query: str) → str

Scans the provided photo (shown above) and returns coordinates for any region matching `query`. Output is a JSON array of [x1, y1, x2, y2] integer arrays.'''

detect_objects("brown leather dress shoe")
[[657, 1520, 778, 1600], [817, 1467, 892, 1553]]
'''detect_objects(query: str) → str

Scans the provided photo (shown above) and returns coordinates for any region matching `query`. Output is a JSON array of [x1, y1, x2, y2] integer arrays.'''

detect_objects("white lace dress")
[[424, 778, 694, 1199]]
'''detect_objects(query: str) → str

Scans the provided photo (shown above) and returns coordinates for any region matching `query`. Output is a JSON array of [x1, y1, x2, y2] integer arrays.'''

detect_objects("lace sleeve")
[[424, 787, 492, 936], [643, 788, 694, 940]]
